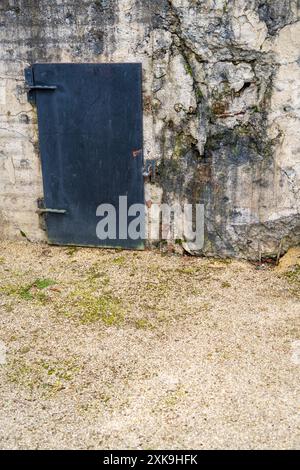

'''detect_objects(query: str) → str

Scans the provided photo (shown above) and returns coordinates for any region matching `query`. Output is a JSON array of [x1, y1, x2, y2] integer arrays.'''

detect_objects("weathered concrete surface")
[[0, 0, 299, 258]]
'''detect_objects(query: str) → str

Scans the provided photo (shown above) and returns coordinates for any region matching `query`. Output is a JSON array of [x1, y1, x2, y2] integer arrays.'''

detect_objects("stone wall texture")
[[0, 0, 299, 258]]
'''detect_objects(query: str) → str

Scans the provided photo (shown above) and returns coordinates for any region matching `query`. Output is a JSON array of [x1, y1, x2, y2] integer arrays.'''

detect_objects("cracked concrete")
[[0, 0, 299, 258]]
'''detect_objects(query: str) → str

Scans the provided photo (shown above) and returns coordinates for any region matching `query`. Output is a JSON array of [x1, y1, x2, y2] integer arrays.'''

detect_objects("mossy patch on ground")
[[1, 278, 56, 302], [7, 357, 81, 395], [283, 265, 300, 298], [62, 287, 125, 326]]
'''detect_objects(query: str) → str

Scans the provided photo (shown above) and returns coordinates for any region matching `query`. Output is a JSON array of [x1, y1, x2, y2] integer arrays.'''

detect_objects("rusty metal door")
[[25, 63, 144, 249]]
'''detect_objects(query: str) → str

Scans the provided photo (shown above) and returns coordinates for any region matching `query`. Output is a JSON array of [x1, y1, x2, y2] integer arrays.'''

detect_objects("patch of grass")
[[1, 278, 56, 302], [284, 265, 300, 282], [221, 281, 231, 288], [86, 266, 110, 284], [4, 304, 13, 313], [164, 385, 188, 407], [200, 302, 212, 311], [7, 357, 80, 395], [184, 62, 193, 77], [35, 291, 50, 305], [83, 295, 123, 326], [112, 256, 126, 266], [135, 318, 154, 330], [144, 280, 170, 296], [173, 132, 198, 159], [33, 278, 56, 289], [40, 359, 80, 381], [64, 288, 124, 326], [215, 258, 232, 265], [251, 105, 260, 113], [283, 265, 300, 297], [196, 87, 203, 101], [79, 393, 111, 413], [1, 283, 32, 300], [18, 285, 34, 300], [65, 246, 78, 256], [175, 266, 200, 275]]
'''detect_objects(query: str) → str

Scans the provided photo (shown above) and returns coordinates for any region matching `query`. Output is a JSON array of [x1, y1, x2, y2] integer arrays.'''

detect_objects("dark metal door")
[[25, 63, 144, 249]]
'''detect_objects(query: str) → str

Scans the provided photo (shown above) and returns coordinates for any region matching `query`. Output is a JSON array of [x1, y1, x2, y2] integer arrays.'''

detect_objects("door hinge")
[[36, 197, 67, 231], [36, 208, 67, 214], [25, 67, 57, 104], [36, 198, 66, 216]]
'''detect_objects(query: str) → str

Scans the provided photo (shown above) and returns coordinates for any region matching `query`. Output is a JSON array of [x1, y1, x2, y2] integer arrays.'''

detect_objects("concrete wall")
[[0, 0, 299, 258]]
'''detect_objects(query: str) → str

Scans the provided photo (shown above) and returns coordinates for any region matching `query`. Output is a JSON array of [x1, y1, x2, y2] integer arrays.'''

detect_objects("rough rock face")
[[0, 0, 299, 258]]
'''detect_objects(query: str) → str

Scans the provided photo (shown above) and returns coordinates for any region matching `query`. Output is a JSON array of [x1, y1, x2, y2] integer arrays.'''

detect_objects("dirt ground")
[[0, 240, 299, 449]]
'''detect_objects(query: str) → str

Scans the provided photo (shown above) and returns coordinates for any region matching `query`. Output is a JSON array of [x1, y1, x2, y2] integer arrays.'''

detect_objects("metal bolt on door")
[[25, 63, 144, 249]]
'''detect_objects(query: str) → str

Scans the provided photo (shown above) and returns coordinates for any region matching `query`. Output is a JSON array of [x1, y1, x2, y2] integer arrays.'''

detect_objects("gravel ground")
[[0, 240, 299, 450]]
